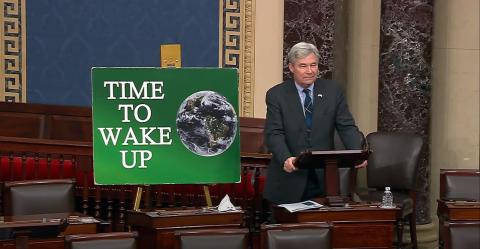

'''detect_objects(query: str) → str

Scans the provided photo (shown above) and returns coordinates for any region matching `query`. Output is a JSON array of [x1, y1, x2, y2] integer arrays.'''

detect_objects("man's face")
[[288, 53, 319, 88]]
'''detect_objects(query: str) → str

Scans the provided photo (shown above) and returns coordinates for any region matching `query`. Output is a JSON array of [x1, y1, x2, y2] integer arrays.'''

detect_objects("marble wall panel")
[[283, 0, 336, 80], [378, 0, 433, 224]]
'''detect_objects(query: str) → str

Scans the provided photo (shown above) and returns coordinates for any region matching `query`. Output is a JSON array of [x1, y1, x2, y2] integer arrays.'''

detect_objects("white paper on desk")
[[218, 194, 236, 212], [77, 217, 99, 223], [278, 200, 323, 213]]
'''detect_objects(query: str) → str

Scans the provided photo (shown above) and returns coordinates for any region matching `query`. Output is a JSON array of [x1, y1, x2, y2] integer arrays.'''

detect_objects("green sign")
[[92, 68, 240, 185]]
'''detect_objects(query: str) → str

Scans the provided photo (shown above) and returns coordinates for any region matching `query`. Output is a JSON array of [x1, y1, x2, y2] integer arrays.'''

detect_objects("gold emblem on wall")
[[0, 0, 26, 102], [219, 0, 255, 117], [160, 44, 182, 68]]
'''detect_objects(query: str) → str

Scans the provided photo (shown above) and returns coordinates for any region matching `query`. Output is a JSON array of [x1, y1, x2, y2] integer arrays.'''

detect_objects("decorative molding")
[[0, 0, 26, 103], [219, 0, 255, 117]]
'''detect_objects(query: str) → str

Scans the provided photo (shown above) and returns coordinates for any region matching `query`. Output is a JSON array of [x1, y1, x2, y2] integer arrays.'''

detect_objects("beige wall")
[[344, 0, 381, 191], [253, 1, 284, 119], [345, 0, 380, 135], [429, 0, 480, 214]]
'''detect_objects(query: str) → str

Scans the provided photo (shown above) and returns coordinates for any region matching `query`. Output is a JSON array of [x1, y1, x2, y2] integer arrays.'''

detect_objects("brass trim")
[[243, 0, 255, 117], [0, 0, 26, 103], [218, 0, 224, 68], [219, 0, 255, 117]]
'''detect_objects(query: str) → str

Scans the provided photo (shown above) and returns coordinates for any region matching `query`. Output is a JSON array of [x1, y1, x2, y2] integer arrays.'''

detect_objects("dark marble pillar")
[[283, 0, 336, 80], [378, 0, 433, 224]]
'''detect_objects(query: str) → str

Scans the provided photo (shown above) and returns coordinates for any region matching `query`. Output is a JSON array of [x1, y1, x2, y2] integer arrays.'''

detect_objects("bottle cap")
[[385, 187, 390, 191]]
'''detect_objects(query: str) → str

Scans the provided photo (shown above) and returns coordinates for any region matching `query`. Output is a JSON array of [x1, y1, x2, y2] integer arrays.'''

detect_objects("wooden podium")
[[126, 208, 244, 249], [294, 149, 369, 203]]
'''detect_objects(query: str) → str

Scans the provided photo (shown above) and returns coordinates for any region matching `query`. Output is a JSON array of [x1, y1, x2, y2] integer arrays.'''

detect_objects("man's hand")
[[355, 160, 368, 169], [283, 157, 298, 173]]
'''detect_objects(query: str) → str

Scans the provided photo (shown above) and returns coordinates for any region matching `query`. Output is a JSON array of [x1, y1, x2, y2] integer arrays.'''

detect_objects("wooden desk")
[[437, 200, 480, 221], [437, 200, 480, 248], [127, 208, 244, 249], [273, 205, 399, 249], [0, 213, 100, 249]]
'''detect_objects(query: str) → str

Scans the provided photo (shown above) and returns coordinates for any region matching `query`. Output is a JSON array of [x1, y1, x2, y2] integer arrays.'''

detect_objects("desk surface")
[[274, 204, 400, 223], [0, 213, 100, 249], [1, 212, 98, 223], [437, 200, 480, 221], [274, 204, 399, 249], [0, 212, 100, 234], [127, 208, 244, 229]]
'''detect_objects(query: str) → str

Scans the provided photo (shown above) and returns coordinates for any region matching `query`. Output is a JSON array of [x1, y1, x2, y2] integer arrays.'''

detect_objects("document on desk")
[[278, 200, 323, 213]]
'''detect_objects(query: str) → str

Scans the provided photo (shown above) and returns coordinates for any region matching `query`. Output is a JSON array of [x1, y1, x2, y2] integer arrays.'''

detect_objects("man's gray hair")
[[287, 42, 320, 64]]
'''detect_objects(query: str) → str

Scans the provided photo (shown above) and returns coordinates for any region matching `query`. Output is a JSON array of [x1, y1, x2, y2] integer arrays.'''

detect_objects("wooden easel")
[[133, 186, 144, 211], [133, 185, 213, 210]]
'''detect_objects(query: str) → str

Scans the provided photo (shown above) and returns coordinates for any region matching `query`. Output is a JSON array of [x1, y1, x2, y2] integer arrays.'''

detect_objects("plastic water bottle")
[[381, 187, 394, 208]]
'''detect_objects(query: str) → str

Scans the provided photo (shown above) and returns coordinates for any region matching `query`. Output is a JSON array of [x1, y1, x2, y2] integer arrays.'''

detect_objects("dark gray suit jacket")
[[263, 79, 361, 204]]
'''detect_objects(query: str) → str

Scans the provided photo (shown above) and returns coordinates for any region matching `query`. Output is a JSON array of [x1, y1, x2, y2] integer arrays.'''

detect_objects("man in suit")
[[263, 42, 365, 205]]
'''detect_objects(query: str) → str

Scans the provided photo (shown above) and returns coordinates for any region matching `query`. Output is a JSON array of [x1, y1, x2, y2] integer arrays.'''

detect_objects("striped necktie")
[[303, 88, 313, 129]]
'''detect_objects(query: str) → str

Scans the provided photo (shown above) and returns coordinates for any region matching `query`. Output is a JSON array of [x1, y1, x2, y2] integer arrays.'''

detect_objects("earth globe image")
[[176, 91, 238, 157]]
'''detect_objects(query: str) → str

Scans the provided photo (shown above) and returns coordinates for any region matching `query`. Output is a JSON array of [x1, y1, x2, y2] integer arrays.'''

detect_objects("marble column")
[[378, 0, 433, 224], [283, 0, 336, 80]]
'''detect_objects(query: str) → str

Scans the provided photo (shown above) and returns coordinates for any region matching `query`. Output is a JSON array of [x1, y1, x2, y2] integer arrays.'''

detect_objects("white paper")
[[278, 200, 323, 213], [217, 194, 236, 212]]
